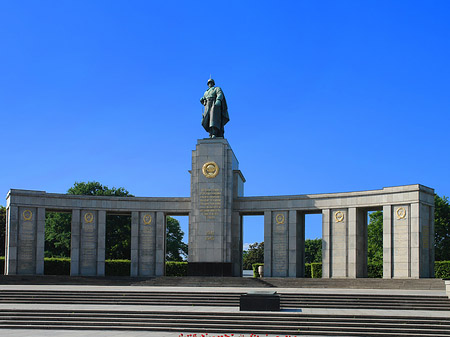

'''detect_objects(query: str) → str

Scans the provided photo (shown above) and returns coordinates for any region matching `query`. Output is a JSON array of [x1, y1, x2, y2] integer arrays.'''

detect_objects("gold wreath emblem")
[[396, 207, 406, 219], [84, 212, 94, 223], [143, 214, 152, 225], [23, 210, 33, 221], [275, 213, 285, 225], [202, 161, 219, 178], [335, 211, 344, 223]]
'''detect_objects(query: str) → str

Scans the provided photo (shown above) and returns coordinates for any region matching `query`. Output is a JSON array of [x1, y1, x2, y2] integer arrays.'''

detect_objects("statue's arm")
[[215, 87, 224, 106]]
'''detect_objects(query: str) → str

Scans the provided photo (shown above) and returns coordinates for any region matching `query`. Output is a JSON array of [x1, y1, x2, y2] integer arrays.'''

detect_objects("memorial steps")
[[1, 289, 450, 311], [0, 309, 450, 336]]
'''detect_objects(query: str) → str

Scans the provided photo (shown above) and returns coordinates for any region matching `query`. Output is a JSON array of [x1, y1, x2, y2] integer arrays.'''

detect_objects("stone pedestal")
[[188, 138, 244, 276], [240, 291, 280, 311]]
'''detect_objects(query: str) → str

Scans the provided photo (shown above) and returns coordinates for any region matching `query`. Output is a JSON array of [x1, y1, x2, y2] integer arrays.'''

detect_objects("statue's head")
[[207, 78, 215, 87]]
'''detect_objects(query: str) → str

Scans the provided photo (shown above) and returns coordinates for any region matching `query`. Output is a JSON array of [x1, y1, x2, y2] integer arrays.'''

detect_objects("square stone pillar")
[[130, 211, 139, 277], [6, 206, 44, 275], [348, 208, 367, 278], [322, 208, 366, 278], [188, 138, 240, 276], [5, 206, 18, 274], [383, 205, 392, 278], [412, 202, 434, 278], [97, 210, 106, 276], [70, 209, 81, 276], [263, 210, 303, 278], [322, 209, 331, 278], [36, 207, 45, 275], [79, 210, 102, 276], [289, 211, 304, 277], [155, 211, 165, 276], [131, 211, 159, 277], [263, 211, 272, 277], [231, 211, 243, 277]]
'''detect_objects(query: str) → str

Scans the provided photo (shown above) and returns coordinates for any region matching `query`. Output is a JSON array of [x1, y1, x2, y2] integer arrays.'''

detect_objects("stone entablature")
[[4, 139, 435, 279], [235, 185, 434, 212], [6, 190, 190, 214]]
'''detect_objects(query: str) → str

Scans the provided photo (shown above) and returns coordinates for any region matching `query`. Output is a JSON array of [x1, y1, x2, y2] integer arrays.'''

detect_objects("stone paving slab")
[[1, 303, 450, 318], [0, 284, 446, 296], [0, 331, 292, 337]]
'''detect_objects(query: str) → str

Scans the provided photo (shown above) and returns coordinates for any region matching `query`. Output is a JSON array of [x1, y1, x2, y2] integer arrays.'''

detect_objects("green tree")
[[368, 210, 383, 263], [45, 212, 72, 257], [243, 242, 264, 270], [305, 238, 322, 263], [435, 194, 450, 261], [0, 206, 6, 256], [166, 217, 188, 261], [67, 181, 132, 197]]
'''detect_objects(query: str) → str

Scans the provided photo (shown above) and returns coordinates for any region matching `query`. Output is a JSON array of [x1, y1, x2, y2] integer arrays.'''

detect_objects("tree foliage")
[[435, 194, 450, 261], [166, 217, 188, 261], [305, 238, 322, 264], [368, 210, 383, 263], [45, 212, 72, 257], [0, 206, 6, 256], [243, 242, 264, 270], [67, 181, 133, 197]]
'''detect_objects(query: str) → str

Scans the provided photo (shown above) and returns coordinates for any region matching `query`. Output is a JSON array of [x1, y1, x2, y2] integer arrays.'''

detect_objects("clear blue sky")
[[1, 1, 449, 245]]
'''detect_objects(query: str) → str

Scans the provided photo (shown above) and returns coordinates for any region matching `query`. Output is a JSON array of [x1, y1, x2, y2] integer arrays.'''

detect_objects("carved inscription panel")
[[272, 212, 288, 277], [139, 212, 156, 275], [80, 212, 97, 274], [199, 188, 222, 220], [17, 208, 36, 274]]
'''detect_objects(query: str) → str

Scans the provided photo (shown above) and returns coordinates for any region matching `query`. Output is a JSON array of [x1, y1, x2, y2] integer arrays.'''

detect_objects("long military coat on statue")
[[201, 86, 229, 137]]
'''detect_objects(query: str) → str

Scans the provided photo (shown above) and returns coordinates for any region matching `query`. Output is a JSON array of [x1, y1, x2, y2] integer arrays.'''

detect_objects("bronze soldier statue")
[[200, 79, 229, 138]]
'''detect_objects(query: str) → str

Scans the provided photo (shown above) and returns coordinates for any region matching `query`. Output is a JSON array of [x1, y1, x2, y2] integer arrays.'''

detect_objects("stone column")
[[289, 211, 304, 278], [321, 209, 331, 278], [263, 210, 272, 277], [189, 138, 239, 276], [97, 210, 106, 276], [383, 205, 393, 279], [347, 208, 367, 278], [347, 208, 357, 278], [70, 209, 81, 276], [330, 209, 348, 278], [79, 210, 99, 276], [135, 211, 157, 277], [16, 207, 37, 275], [36, 207, 45, 275], [412, 202, 434, 278], [263, 210, 297, 278], [356, 208, 368, 278], [155, 211, 165, 276], [231, 211, 242, 277], [392, 204, 411, 278], [130, 211, 139, 277], [5, 205, 19, 275]]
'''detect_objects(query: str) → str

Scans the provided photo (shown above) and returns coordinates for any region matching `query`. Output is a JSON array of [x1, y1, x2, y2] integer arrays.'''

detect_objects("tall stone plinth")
[[189, 138, 244, 276]]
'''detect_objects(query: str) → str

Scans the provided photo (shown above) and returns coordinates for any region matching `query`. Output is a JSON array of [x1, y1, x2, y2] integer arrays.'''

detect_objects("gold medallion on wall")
[[275, 213, 285, 225], [84, 212, 94, 223], [334, 211, 345, 223], [22, 210, 33, 221], [202, 161, 219, 178], [396, 207, 407, 220], [143, 213, 152, 225]]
